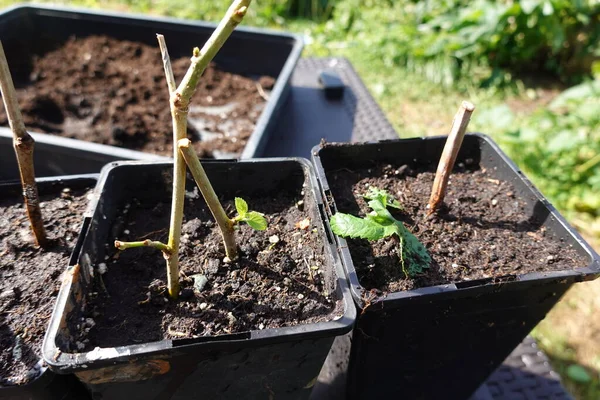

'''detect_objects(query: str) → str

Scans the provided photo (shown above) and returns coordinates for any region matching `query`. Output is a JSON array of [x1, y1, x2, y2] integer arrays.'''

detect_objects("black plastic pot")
[[311, 134, 600, 400], [0, 4, 302, 166], [42, 159, 356, 400], [0, 175, 97, 400], [0, 129, 167, 182]]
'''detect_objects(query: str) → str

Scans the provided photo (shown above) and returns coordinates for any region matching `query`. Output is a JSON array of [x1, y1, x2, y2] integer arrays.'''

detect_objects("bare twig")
[[114, 0, 251, 299], [175, 0, 251, 110], [0, 41, 47, 247], [156, 34, 176, 94], [114, 239, 171, 254], [427, 101, 475, 214], [178, 138, 237, 260], [153, 0, 252, 299]]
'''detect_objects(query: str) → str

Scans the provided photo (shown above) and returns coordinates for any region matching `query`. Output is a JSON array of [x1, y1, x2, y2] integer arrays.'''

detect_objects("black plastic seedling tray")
[[42, 159, 355, 400], [0, 174, 97, 400], [0, 4, 302, 171], [0, 130, 167, 181], [311, 134, 600, 399]]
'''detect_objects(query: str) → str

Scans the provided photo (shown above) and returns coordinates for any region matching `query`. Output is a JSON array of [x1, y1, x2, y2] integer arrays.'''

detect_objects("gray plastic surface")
[[263, 58, 398, 159]]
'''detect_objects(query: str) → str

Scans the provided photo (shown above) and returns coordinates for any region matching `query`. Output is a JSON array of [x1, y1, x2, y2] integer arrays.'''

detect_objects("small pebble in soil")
[[192, 274, 208, 292], [98, 263, 107, 274], [206, 258, 220, 274], [298, 294, 305, 300], [12, 336, 22, 361], [269, 235, 280, 244], [200, 302, 208, 310]]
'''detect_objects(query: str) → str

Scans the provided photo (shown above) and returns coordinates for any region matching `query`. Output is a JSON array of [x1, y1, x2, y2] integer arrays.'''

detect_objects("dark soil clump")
[[69, 189, 338, 350], [0, 35, 273, 158], [0, 187, 91, 386], [326, 162, 587, 294]]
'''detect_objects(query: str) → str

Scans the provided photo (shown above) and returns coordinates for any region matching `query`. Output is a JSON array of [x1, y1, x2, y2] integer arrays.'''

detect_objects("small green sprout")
[[364, 186, 402, 210], [232, 197, 267, 231], [330, 187, 430, 277]]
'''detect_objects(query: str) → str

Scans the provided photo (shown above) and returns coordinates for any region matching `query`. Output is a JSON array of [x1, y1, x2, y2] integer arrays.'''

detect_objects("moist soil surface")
[[0, 35, 273, 158], [69, 189, 338, 350], [0, 186, 91, 386], [326, 161, 587, 294]]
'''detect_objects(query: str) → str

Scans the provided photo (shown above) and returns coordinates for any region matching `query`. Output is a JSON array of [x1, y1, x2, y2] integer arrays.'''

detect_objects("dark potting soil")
[[0, 187, 91, 386], [70, 189, 339, 349], [326, 162, 587, 294], [0, 35, 273, 158]]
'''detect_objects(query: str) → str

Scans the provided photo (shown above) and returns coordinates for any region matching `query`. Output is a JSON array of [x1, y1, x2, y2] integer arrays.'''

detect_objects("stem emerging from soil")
[[0, 41, 47, 247], [162, 0, 250, 298], [178, 139, 238, 260], [114, 0, 250, 298], [427, 101, 475, 214]]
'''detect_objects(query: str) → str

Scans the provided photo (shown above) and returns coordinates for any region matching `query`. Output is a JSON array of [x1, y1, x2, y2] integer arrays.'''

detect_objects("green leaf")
[[541, 1, 554, 16], [243, 211, 267, 231], [396, 222, 431, 275], [331, 186, 431, 277], [520, 0, 539, 14], [235, 197, 248, 217], [367, 199, 395, 221], [566, 364, 592, 383], [364, 187, 402, 209], [330, 213, 387, 240]]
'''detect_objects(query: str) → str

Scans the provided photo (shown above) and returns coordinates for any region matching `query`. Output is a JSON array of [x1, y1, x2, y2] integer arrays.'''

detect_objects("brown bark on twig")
[[427, 101, 475, 215], [0, 41, 47, 247]]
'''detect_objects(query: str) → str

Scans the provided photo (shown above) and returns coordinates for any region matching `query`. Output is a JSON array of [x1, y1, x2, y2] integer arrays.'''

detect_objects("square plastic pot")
[[0, 174, 97, 400], [0, 4, 303, 172], [42, 159, 356, 400], [311, 134, 600, 399]]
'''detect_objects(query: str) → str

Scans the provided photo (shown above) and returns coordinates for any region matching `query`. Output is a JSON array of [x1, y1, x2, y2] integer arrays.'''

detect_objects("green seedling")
[[330, 187, 430, 278], [232, 197, 267, 231]]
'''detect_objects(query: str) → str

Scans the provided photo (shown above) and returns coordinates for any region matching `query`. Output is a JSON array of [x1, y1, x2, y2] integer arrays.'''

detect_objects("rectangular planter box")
[[42, 159, 355, 400], [0, 4, 303, 174], [311, 134, 600, 399], [0, 130, 167, 182], [0, 174, 97, 400]]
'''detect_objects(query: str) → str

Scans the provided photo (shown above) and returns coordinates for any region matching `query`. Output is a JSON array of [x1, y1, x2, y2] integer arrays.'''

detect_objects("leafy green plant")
[[330, 187, 430, 277], [315, 0, 600, 87], [487, 79, 600, 220], [232, 197, 267, 231]]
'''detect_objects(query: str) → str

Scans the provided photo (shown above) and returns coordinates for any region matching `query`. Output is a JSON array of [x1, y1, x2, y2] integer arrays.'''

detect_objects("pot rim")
[[311, 133, 600, 308]]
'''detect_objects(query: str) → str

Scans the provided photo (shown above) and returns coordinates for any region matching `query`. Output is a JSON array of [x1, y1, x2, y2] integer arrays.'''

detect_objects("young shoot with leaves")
[[330, 187, 430, 278]]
